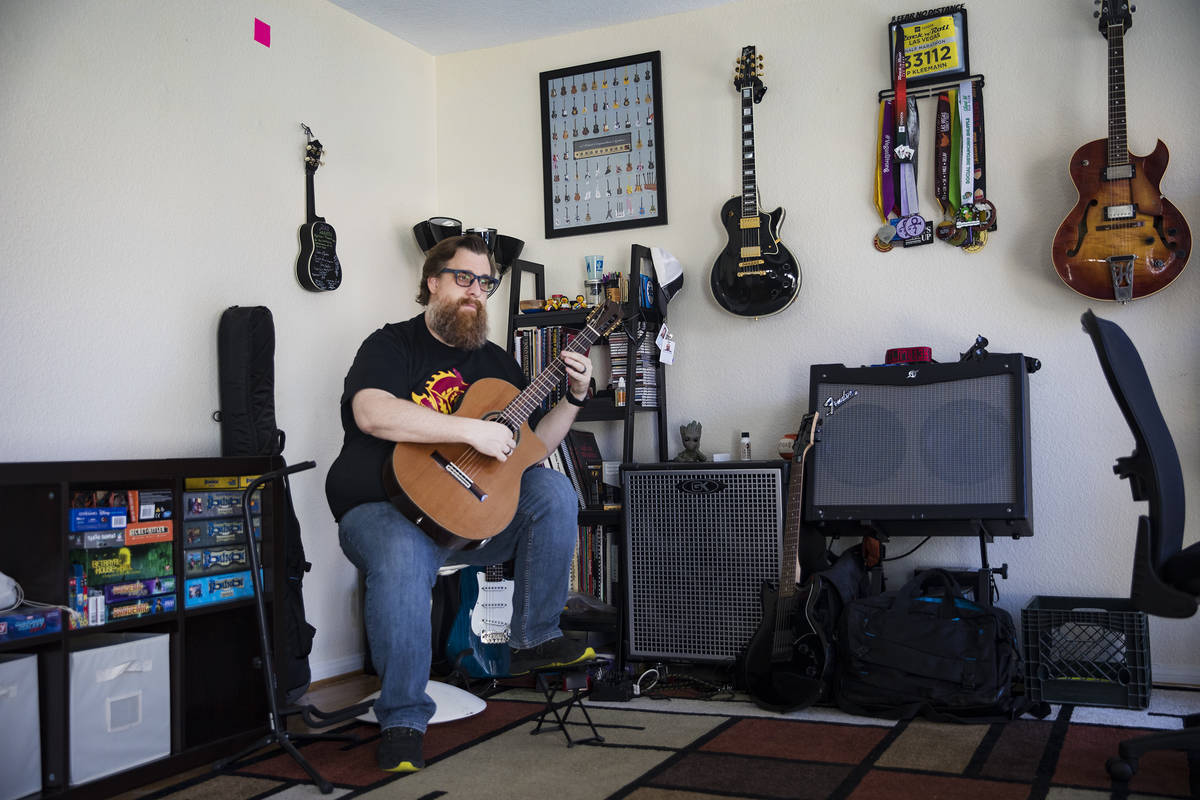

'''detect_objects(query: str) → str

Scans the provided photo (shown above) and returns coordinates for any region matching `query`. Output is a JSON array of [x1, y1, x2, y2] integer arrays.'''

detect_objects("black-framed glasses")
[[440, 268, 500, 296]]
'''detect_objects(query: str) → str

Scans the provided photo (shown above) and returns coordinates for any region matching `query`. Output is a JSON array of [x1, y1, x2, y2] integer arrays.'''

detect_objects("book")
[[566, 429, 604, 507]]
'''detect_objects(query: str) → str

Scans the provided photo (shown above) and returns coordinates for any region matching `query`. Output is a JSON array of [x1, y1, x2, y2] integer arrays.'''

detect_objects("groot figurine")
[[673, 420, 708, 462]]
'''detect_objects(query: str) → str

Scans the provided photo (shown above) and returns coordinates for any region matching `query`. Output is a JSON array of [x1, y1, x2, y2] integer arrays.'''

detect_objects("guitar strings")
[[442, 318, 604, 481]]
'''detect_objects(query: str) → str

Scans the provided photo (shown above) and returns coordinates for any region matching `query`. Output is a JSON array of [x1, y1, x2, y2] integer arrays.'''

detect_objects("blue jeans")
[[338, 465, 579, 733]]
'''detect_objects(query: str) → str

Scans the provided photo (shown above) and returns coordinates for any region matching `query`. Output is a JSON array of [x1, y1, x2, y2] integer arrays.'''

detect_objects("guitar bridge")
[[1108, 255, 1135, 303], [431, 451, 488, 502]]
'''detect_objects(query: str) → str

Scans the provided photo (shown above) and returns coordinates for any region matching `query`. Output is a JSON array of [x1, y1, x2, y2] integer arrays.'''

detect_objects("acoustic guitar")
[[383, 301, 623, 550], [296, 136, 343, 292], [1051, 1, 1189, 302], [740, 412, 828, 712], [710, 45, 801, 318]]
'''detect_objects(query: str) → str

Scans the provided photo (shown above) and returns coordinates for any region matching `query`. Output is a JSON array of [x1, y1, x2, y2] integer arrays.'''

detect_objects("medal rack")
[[877, 71, 984, 102], [873, 72, 996, 253]]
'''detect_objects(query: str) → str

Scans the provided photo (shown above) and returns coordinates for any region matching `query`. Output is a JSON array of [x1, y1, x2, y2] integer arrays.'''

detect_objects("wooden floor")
[[112, 671, 382, 798]]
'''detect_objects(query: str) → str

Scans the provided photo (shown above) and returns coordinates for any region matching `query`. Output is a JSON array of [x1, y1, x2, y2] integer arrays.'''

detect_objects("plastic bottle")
[[615, 377, 627, 406], [740, 431, 752, 460]]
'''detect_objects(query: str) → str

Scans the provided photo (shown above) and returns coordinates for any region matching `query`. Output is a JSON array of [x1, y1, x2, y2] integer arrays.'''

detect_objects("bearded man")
[[325, 235, 595, 773]]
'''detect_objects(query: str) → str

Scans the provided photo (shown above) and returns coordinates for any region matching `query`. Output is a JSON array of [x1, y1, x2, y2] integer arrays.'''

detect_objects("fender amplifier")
[[804, 355, 1033, 539]]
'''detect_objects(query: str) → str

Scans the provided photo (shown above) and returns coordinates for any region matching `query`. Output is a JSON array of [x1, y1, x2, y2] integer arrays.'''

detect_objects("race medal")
[[964, 229, 988, 253], [896, 214, 927, 240]]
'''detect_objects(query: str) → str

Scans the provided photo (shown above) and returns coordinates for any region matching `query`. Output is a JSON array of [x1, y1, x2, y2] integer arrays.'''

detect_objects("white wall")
[[1, 0, 1197, 686], [437, 0, 1200, 682], [0, 0, 437, 680]]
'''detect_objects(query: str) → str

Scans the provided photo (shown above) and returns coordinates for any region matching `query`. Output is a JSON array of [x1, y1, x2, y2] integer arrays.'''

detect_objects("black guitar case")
[[217, 305, 315, 702]]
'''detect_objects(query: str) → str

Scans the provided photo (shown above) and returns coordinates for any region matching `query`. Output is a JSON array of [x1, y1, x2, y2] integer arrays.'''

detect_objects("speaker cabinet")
[[621, 461, 788, 663], [804, 355, 1033, 538]]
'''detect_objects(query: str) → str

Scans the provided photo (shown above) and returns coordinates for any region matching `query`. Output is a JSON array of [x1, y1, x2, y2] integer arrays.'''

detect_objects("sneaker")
[[509, 637, 597, 676], [377, 726, 424, 772]]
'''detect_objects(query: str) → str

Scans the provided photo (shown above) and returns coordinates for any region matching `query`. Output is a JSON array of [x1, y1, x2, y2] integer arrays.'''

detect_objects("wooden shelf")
[[0, 455, 283, 796], [506, 247, 667, 670]]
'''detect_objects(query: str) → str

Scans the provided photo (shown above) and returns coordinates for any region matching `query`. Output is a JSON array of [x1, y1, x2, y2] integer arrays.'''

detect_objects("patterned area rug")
[[144, 686, 1199, 799]]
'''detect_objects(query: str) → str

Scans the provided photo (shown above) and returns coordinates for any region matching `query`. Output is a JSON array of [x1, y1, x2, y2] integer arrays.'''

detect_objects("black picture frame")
[[540, 51, 667, 239], [888, 6, 970, 90]]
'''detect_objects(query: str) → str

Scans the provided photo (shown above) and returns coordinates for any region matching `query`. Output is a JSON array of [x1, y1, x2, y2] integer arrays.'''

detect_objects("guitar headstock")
[[1096, 0, 1134, 38], [304, 138, 325, 174], [793, 412, 822, 460], [586, 299, 624, 339], [733, 45, 767, 103]]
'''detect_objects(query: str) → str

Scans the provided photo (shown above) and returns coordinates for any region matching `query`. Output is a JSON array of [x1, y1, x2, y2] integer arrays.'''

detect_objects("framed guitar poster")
[[539, 51, 667, 239], [888, 5, 969, 90]]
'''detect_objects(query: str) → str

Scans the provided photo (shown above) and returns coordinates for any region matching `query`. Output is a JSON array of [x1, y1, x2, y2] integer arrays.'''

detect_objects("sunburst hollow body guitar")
[[1051, 0, 1189, 302]]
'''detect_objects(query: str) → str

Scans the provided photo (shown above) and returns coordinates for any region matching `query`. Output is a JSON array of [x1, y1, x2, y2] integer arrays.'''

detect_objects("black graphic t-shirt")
[[324, 313, 530, 521]]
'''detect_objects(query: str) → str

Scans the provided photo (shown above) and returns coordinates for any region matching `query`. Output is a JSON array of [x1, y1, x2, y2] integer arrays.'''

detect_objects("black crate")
[[1021, 596, 1151, 710]]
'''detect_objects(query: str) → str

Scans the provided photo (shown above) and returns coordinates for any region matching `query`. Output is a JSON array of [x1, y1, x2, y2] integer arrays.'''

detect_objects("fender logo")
[[823, 389, 857, 415]]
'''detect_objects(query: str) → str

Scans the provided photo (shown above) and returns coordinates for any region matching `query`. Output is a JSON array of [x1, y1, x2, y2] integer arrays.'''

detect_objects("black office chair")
[[1080, 310, 1200, 785]]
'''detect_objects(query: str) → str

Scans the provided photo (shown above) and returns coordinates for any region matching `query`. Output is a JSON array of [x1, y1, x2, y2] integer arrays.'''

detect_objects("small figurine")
[[673, 420, 708, 462]]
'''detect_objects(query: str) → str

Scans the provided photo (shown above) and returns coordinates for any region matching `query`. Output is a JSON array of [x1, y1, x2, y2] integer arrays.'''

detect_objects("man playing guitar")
[[325, 234, 596, 773]]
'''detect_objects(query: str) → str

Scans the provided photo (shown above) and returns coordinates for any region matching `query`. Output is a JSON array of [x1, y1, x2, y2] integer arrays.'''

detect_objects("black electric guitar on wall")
[[740, 412, 828, 712], [710, 45, 801, 318], [296, 133, 342, 292]]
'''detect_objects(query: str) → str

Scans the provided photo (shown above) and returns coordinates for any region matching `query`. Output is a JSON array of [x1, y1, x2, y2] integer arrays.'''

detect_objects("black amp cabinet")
[[621, 461, 788, 663]]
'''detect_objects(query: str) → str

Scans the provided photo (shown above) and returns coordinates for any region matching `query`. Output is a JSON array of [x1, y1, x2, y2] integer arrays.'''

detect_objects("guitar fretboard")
[[499, 309, 614, 430], [740, 86, 759, 222], [1106, 23, 1128, 167]]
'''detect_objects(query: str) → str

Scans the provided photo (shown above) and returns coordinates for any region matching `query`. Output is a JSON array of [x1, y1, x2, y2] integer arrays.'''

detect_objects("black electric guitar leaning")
[[710, 45, 801, 318], [740, 412, 827, 712], [1050, 1, 1189, 302], [296, 134, 342, 292]]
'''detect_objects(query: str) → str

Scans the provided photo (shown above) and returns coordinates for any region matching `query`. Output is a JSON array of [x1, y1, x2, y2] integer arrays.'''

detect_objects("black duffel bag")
[[834, 568, 1029, 722]]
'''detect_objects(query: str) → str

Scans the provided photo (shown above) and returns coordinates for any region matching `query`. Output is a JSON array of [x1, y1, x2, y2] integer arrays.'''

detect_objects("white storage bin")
[[0, 653, 41, 800], [69, 632, 170, 786]]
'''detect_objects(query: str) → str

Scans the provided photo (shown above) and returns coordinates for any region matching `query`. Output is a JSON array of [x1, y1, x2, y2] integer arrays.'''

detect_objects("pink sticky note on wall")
[[254, 18, 271, 47]]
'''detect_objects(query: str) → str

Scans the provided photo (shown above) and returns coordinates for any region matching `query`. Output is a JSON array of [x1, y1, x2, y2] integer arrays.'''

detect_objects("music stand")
[[212, 462, 374, 794]]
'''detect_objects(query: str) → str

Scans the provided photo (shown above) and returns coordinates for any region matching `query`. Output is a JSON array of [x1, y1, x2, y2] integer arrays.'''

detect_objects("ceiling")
[[326, 0, 738, 55]]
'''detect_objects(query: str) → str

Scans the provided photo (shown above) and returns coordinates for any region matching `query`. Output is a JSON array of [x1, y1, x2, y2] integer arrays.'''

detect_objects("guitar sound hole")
[[483, 411, 520, 441]]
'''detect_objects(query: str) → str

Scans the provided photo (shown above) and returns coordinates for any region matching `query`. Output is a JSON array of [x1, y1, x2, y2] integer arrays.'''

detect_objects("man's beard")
[[427, 296, 489, 350]]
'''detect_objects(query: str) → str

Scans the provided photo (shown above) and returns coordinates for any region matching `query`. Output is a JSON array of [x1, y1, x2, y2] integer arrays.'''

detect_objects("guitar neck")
[[305, 172, 317, 221], [777, 414, 818, 599], [777, 458, 803, 600], [500, 316, 605, 428], [740, 86, 759, 219], [1106, 22, 1128, 167]]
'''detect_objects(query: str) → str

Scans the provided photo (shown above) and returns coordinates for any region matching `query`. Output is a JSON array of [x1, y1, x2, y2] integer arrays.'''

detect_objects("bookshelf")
[[506, 246, 668, 658], [0, 456, 283, 798]]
